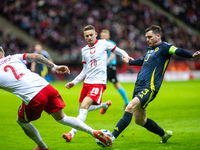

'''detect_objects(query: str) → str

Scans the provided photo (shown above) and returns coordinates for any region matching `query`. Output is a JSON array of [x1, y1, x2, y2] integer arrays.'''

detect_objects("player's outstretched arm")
[[26, 53, 70, 74], [193, 51, 200, 58], [65, 82, 74, 90], [122, 56, 134, 65], [56, 65, 70, 74]]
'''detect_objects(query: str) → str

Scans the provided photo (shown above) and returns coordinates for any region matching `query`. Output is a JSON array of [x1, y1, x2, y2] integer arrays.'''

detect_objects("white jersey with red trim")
[[0, 54, 49, 104], [72, 39, 129, 85]]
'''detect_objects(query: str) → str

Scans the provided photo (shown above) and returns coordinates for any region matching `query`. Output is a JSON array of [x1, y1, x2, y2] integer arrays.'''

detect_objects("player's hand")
[[56, 66, 70, 74], [65, 82, 74, 90], [122, 56, 134, 64], [193, 51, 200, 58], [129, 57, 134, 60]]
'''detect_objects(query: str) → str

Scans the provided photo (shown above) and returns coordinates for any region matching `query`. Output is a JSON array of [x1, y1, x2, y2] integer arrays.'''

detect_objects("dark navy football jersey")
[[134, 42, 173, 92]]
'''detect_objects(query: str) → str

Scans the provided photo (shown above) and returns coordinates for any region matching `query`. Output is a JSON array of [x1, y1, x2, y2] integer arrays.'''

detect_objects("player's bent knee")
[[16, 117, 30, 128], [125, 102, 137, 113], [16, 116, 29, 124], [125, 104, 133, 112], [125, 97, 141, 113], [134, 120, 143, 126], [134, 118, 145, 126]]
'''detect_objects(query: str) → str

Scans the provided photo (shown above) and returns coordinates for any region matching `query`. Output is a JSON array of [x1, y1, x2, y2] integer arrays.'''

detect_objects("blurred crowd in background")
[[0, 0, 200, 76], [151, 0, 200, 30]]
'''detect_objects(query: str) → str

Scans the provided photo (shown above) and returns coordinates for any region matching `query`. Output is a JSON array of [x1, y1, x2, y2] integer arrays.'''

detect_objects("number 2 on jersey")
[[4, 65, 24, 80]]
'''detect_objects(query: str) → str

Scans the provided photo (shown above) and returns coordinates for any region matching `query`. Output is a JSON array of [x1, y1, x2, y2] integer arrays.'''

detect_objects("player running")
[[63, 25, 132, 142]]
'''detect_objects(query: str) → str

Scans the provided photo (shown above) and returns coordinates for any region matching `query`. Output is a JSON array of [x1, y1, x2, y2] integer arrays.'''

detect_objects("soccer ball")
[[95, 129, 113, 147]]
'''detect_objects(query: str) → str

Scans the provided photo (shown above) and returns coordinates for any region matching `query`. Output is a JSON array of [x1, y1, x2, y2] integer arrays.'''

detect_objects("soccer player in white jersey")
[[63, 25, 132, 142], [0, 46, 113, 150]]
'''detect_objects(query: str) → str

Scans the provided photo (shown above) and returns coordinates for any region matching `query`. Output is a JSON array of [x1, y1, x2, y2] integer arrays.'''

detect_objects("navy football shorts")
[[133, 87, 157, 109]]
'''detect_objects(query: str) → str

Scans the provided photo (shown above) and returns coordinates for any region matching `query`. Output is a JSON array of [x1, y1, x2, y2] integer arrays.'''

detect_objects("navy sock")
[[143, 118, 164, 137], [112, 111, 133, 138]]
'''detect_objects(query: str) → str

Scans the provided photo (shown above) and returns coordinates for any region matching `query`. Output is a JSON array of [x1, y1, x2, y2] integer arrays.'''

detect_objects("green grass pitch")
[[0, 80, 200, 150]]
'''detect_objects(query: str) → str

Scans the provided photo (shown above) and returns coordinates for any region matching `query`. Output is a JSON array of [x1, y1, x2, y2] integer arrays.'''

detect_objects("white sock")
[[56, 114, 94, 136], [70, 109, 88, 137], [88, 102, 108, 111], [17, 119, 48, 149], [111, 136, 116, 142]]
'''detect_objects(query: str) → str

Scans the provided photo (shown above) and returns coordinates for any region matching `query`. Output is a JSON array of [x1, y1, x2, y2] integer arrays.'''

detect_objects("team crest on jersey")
[[155, 47, 159, 52], [90, 47, 96, 54]]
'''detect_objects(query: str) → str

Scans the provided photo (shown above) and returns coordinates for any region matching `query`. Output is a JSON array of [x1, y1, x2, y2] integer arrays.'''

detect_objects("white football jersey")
[[72, 39, 129, 85], [0, 54, 49, 104]]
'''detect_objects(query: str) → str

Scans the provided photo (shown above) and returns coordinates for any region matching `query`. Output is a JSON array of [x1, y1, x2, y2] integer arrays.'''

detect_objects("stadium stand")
[[0, 0, 199, 76], [150, 0, 200, 31]]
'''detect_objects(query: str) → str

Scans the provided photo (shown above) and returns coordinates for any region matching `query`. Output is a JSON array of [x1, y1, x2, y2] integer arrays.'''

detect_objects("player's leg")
[[135, 108, 172, 142], [52, 109, 113, 146], [135, 109, 165, 136], [17, 116, 48, 150], [133, 107, 172, 143], [62, 103, 82, 141], [114, 82, 129, 107], [66, 97, 93, 140], [134, 107, 165, 136], [52, 109, 93, 134], [112, 97, 140, 141], [134, 89, 172, 143], [63, 84, 108, 141], [88, 101, 111, 111], [62, 85, 88, 142], [17, 101, 49, 150]]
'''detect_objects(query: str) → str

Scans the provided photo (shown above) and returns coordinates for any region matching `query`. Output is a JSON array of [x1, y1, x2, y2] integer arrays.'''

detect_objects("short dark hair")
[[84, 25, 95, 32], [145, 25, 162, 36]]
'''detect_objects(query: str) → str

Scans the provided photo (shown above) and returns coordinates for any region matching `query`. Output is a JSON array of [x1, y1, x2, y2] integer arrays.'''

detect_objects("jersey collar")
[[148, 42, 163, 50], [88, 39, 98, 47]]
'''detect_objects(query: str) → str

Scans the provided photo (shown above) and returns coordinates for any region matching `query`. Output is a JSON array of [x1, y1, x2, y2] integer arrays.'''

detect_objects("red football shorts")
[[79, 83, 106, 105], [18, 84, 66, 121]]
